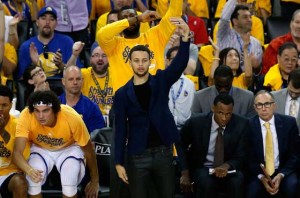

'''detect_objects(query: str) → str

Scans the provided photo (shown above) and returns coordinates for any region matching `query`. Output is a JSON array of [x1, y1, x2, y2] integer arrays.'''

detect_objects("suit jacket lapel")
[[202, 113, 213, 155], [126, 80, 140, 108], [278, 89, 288, 114], [253, 116, 265, 162], [274, 114, 283, 160]]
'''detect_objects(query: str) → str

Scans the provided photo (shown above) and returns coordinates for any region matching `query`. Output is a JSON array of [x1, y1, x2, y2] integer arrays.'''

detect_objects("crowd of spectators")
[[1, 0, 300, 197]]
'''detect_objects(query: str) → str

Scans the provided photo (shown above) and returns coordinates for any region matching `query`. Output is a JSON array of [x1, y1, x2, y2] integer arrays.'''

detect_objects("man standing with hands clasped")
[[113, 18, 190, 198]]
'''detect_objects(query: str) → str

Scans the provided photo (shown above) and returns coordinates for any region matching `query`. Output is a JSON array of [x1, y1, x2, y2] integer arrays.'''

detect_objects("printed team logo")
[[0, 141, 11, 167], [39, 53, 60, 77], [122, 45, 156, 70], [36, 134, 65, 147]]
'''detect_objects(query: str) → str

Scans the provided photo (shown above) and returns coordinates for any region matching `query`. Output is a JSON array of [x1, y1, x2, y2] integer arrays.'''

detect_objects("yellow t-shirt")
[[213, 16, 264, 46], [90, 0, 111, 20], [0, 116, 30, 176], [97, 0, 181, 91], [198, 45, 214, 77], [1, 75, 7, 85], [3, 43, 18, 80], [81, 67, 114, 116], [233, 73, 248, 89], [16, 105, 90, 150], [188, 0, 209, 18], [95, 11, 150, 37], [154, 0, 208, 18], [263, 63, 283, 91]]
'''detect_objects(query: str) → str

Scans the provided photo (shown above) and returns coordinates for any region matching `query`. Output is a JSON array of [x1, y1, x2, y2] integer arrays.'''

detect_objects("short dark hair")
[[118, 6, 136, 19], [166, 46, 179, 60], [254, 90, 275, 101], [214, 65, 234, 80], [219, 47, 242, 77], [107, 9, 119, 23], [23, 65, 42, 83], [129, 45, 151, 60], [230, 5, 249, 25], [213, 93, 234, 106], [288, 68, 300, 89], [278, 42, 298, 56], [27, 91, 61, 114], [0, 85, 13, 102]]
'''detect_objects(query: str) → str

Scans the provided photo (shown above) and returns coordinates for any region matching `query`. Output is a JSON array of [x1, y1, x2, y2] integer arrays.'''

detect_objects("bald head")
[[62, 66, 83, 95]]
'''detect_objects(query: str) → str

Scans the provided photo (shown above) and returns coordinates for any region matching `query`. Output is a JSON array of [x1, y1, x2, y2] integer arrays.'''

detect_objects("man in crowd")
[[247, 90, 299, 197], [0, 85, 29, 198], [13, 91, 99, 197], [59, 65, 105, 132], [262, 10, 300, 74], [191, 65, 255, 117], [18, 6, 79, 79], [180, 93, 249, 198], [97, 0, 183, 91], [217, 0, 262, 73], [114, 18, 190, 197], [272, 68, 300, 130]]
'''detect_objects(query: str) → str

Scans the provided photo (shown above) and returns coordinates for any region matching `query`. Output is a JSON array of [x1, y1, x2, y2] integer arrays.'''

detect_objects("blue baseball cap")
[[38, 6, 57, 19], [91, 42, 99, 54]]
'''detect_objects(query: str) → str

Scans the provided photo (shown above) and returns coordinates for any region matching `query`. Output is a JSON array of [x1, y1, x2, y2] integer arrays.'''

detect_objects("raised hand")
[[30, 42, 39, 65], [72, 41, 85, 57]]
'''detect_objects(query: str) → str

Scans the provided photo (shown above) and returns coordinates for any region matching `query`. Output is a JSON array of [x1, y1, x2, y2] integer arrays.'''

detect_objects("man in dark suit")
[[191, 65, 255, 117], [247, 90, 299, 198], [180, 93, 250, 198], [272, 68, 300, 131], [113, 18, 190, 198]]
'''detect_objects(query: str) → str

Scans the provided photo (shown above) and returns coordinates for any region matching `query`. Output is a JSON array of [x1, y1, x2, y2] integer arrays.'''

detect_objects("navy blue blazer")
[[114, 40, 190, 165], [248, 114, 299, 177], [179, 112, 250, 171]]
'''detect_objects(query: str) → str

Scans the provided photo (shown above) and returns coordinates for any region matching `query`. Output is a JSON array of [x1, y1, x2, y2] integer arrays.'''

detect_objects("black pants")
[[127, 146, 175, 198], [193, 167, 244, 198]]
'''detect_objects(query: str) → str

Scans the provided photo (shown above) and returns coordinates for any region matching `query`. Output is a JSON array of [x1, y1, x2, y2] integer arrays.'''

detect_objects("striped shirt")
[[217, 0, 263, 71]]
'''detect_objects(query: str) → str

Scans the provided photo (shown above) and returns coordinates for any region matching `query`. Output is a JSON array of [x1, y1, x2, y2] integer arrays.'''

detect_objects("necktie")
[[289, 99, 298, 118], [264, 122, 275, 176], [214, 127, 224, 168]]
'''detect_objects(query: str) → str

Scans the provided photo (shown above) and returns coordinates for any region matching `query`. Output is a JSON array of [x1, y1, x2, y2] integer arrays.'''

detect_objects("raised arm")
[[217, 0, 236, 43], [208, 37, 220, 86], [243, 34, 253, 87], [0, 2, 4, 64]]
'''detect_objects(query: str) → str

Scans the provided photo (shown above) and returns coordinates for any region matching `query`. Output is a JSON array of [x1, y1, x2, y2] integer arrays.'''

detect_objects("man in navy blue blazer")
[[113, 17, 190, 198], [247, 90, 299, 198]]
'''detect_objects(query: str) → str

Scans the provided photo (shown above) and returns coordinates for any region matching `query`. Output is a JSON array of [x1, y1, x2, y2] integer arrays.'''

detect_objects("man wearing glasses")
[[263, 42, 298, 91], [272, 68, 300, 131], [247, 90, 299, 198], [18, 6, 80, 79]]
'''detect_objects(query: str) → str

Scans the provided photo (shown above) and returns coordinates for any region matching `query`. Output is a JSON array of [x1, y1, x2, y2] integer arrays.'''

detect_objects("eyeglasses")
[[43, 45, 48, 59], [91, 53, 107, 59], [31, 68, 44, 78], [254, 102, 275, 109], [282, 57, 298, 64]]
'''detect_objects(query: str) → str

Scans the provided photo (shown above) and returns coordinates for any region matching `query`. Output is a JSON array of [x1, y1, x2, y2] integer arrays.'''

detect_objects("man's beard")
[[92, 63, 109, 76], [133, 69, 148, 78], [41, 30, 53, 38], [123, 23, 140, 37]]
